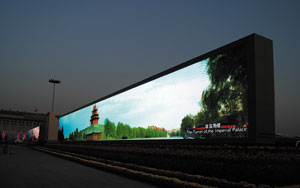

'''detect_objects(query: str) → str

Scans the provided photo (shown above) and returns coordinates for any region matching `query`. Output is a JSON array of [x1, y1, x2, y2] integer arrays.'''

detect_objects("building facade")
[[0, 110, 47, 140]]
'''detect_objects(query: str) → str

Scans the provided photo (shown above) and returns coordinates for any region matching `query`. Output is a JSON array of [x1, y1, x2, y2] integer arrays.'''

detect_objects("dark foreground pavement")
[[0, 145, 161, 188]]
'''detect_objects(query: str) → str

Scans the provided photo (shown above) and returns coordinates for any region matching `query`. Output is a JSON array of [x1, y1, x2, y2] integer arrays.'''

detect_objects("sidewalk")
[[0, 145, 160, 188]]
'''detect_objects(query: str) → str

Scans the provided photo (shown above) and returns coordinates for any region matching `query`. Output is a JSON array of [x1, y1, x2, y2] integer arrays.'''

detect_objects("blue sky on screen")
[[59, 59, 210, 137]]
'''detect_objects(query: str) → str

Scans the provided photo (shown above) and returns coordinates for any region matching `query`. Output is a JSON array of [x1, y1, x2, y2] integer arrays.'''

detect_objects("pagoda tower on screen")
[[74, 104, 104, 141], [90, 105, 99, 125], [85, 105, 103, 140]]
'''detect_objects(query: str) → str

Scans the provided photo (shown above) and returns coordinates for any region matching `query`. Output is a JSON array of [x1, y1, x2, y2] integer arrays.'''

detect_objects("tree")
[[194, 111, 207, 127], [58, 126, 64, 141], [74, 128, 79, 140], [116, 122, 124, 139], [180, 115, 194, 136], [129, 128, 133, 138], [137, 127, 146, 138], [123, 124, 131, 138], [201, 89, 219, 124], [132, 127, 137, 138], [104, 119, 116, 139], [69, 132, 74, 141], [109, 122, 116, 138], [198, 45, 248, 126], [104, 119, 110, 139]]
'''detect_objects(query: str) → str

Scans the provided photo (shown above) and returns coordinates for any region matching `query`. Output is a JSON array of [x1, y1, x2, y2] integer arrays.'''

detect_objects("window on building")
[[26, 121, 32, 126]]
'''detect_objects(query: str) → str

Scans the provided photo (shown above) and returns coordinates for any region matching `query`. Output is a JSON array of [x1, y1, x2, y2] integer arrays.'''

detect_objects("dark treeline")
[[58, 126, 64, 141], [168, 130, 181, 137]]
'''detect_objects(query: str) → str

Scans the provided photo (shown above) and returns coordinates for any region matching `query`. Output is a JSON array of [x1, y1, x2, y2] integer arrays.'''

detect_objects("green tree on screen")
[[116, 122, 124, 139], [90, 118, 168, 140], [132, 127, 137, 138], [193, 45, 248, 127], [169, 130, 181, 137], [74, 128, 79, 139], [58, 126, 64, 141], [104, 119, 116, 139], [180, 115, 194, 136], [123, 124, 131, 138]]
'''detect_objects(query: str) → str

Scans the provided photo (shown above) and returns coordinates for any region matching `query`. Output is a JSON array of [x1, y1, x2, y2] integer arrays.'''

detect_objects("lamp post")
[[49, 79, 61, 112]]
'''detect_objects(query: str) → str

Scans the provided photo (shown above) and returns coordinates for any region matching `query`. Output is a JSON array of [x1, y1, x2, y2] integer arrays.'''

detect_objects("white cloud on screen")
[[97, 59, 210, 130], [59, 59, 210, 135]]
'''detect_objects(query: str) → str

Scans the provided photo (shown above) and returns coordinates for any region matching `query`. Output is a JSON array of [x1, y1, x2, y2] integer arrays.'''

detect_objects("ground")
[[0, 145, 160, 188]]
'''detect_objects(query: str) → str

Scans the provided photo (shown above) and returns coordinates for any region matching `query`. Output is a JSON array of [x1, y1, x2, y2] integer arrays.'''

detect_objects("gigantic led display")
[[59, 44, 248, 141]]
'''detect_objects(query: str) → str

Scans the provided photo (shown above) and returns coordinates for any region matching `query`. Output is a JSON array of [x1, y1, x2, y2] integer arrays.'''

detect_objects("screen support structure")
[[248, 34, 275, 144]]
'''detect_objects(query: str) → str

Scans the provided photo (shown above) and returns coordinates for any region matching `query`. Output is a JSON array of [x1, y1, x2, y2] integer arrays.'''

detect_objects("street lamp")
[[49, 79, 61, 112]]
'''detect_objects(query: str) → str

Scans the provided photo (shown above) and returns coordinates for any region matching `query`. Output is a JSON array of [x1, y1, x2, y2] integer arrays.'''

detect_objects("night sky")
[[1, 0, 299, 136]]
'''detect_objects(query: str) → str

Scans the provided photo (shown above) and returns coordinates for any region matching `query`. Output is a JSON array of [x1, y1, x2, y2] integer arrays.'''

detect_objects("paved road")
[[0, 145, 161, 188]]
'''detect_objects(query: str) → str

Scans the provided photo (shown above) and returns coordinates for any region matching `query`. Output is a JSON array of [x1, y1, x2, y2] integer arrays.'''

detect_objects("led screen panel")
[[27, 126, 40, 141], [59, 44, 248, 141]]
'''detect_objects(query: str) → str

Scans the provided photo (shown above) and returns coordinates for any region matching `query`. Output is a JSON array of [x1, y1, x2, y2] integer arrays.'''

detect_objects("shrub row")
[[35, 146, 269, 188], [42, 143, 300, 186]]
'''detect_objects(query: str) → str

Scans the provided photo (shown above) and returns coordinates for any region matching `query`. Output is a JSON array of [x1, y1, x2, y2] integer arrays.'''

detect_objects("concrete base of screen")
[[47, 112, 59, 141], [39, 112, 59, 142], [248, 34, 275, 144]]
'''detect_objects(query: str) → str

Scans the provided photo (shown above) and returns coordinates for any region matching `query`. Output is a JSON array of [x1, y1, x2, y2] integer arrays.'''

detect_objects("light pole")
[[49, 79, 61, 112]]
